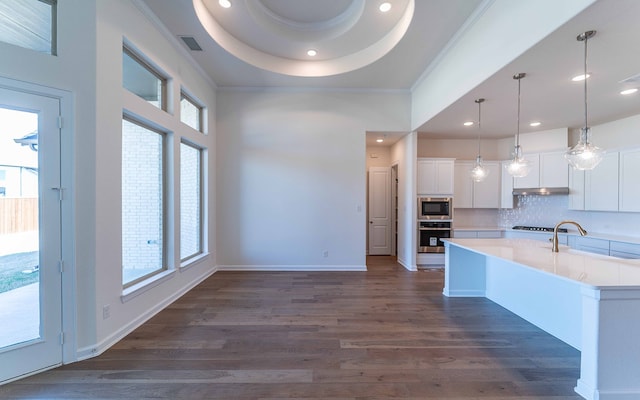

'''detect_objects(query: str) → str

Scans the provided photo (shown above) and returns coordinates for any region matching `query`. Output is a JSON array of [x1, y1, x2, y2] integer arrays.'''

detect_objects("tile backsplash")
[[498, 195, 640, 237]]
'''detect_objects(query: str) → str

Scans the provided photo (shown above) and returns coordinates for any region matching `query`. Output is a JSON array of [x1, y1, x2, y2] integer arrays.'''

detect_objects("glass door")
[[0, 87, 62, 383]]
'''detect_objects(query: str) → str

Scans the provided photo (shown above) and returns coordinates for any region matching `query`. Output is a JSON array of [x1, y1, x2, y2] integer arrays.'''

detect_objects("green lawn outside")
[[0, 251, 39, 293]]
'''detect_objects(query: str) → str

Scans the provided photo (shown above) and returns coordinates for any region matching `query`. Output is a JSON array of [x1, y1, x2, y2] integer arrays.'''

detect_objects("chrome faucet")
[[552, 220, 587, 252]]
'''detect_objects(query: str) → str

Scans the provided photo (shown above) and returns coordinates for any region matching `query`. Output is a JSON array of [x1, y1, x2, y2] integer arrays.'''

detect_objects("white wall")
[[216, 89, 410, 269], [91, 0, 217, 355], [411, 0, 596, 131], [1, 0, 218, 360], [0, 0, 99, 354], [419, 128, 569, 160], [390, 132, 417, 270]]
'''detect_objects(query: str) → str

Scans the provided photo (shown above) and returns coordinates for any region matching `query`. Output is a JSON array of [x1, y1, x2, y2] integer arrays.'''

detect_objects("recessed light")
[[379, 2, 392, 12], [307, 49, 317, 57], [376, 138, 384, 143], [572, 73, 590, 82], [530, 122, 541, 127], [463, 121, 474, 126], [620, 88, 638, 95], [219, 0, 231, 8]]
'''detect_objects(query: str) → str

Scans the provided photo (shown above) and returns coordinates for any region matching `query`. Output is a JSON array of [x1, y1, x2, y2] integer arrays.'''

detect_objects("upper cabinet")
[[500, 160, 514, 209], [585, 152, 619, 212], [513, 154, 540, 189], [513, 151, 568, 189], [618, 149, 640, 212], [417, 158, 454, 196], [453, 161, 500, 208], [540, 151, 569, 187]]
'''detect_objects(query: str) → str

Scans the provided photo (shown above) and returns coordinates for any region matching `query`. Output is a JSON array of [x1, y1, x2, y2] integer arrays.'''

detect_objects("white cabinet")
[[610, 241, 640, 259], [454, 230, 502, 239], [513, 151, 568, 189], [568, 236, 610, 256], [568, 167, 585, 210], [618, 149, 640, 212], [453, 161, 473, 208], [473, 162, 501, 208], [500, 160, 514, 209], [453, 161, 500, 208], [585, 152, 619, 212], [540, 151, 569, 187], [513, 154, 540, 189], [417, 158, 454, 196]]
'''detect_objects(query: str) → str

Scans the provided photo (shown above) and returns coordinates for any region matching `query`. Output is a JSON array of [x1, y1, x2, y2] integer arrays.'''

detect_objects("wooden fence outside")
[[0, 198, 38, 235]]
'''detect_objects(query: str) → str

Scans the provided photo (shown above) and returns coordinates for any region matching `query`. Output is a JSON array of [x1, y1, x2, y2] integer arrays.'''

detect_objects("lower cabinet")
[[567, 236, 610, 256], [453, 230, 502, 239], [609, 241, 640, 259]]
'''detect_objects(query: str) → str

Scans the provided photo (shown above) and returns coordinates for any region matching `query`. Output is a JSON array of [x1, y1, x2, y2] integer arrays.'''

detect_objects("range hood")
[[512, 187, 569, 196]]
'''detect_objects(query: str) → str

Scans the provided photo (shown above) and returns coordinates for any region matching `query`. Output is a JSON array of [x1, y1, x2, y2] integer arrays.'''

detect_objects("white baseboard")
[[75, 266, 217, 361], [218, 264, 367, 272], [397, 257, 417, 271]]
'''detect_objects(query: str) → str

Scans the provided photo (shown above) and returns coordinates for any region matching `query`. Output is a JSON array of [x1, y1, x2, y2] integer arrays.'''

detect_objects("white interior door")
[[0, 87, 62, 383], [368, 167, 391, 255]]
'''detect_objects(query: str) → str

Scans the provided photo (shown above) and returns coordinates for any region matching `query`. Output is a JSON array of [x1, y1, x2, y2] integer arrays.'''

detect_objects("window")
[[122, 117, 166, 286], [180, 91, 203, 132], [123, 46, 167, 110], [0, 0, 57, 54], [180, 141, 203, 261]]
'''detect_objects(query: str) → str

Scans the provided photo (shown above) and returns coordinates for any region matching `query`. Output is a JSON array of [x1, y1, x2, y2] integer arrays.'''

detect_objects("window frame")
[[179, 89, 205, 133], [121, 114, 169, 289], [179, 139, 205, 263], [122, 44, 168, 111], [0, 0, 57, 55]]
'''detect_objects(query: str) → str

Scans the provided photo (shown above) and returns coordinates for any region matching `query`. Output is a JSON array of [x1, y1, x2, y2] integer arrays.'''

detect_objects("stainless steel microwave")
[[418, 197, 452, 220]]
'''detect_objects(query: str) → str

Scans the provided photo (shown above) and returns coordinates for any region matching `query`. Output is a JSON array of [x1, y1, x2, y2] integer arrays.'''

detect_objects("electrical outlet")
[[102, 304, 111, 320]]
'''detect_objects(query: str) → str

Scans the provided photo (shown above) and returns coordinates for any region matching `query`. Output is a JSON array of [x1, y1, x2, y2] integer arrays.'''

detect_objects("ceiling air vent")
[[619, 72, 640, 84], [180, 36, 202, 51]]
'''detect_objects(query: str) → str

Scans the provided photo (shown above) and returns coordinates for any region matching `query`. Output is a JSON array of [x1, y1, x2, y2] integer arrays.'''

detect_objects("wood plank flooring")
[[0, 256, 582, 399]]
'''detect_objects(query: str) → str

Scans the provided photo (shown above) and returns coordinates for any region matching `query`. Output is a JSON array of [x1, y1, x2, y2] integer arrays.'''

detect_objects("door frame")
[[0, 76, 77, 367]]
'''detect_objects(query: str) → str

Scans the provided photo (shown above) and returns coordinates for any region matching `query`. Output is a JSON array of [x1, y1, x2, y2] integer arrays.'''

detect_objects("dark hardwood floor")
[[0, 256, 582, 399]]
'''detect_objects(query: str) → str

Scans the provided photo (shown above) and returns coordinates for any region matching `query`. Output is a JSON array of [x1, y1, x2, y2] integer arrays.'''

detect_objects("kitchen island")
[[443, 238, 640, 400]]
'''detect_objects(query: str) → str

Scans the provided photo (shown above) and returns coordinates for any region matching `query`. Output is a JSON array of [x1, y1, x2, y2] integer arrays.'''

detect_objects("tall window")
[[122, 117, 165, 286], [180, 91, 203, 132], [0, 0, 57, 54], [180, 141, 203, 261], [122, 46, 167, 110]]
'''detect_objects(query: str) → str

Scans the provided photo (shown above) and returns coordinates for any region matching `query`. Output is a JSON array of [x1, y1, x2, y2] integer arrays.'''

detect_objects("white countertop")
[[444, 238, 640, 289]]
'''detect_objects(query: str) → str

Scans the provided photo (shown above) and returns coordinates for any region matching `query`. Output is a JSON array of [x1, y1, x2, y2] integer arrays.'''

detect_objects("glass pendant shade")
[[565, 127, 604, 170], [470, 155, 489, 182], [469, 98, 488, 182], [506, 144, 530, 178], [564, 30, 604, 170]]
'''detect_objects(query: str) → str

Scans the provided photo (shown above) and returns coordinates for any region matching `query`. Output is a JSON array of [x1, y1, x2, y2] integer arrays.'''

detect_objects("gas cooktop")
[[512, 225, 568, 233]]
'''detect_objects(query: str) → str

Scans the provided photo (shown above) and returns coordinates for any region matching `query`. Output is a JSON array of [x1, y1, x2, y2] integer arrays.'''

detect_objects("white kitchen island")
[[443, 238, 640, 400]]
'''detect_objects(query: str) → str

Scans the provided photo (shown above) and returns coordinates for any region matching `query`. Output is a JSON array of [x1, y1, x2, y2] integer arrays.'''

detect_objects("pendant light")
[[564, 30, 604, 170], [470, 98, 489, 182], [506, 73, 530, 178]]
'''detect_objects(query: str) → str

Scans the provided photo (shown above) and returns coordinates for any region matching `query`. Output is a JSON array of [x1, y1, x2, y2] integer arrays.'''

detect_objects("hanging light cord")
[[516, 75, 521, 147], [583, 32, 589, 131], [477, 99, 482, 155]]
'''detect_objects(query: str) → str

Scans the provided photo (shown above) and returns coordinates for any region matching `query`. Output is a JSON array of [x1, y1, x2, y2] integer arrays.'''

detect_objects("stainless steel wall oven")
[[418, 220, 451, 253]]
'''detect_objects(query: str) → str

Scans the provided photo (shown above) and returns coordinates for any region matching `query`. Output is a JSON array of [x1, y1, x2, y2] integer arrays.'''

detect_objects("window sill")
[[121, 269, 176, 303], [180, 252, 210, 271]]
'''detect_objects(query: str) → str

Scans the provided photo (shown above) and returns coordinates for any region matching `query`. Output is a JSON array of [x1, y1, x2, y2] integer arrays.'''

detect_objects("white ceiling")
[[139, 0, 640, 146]]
